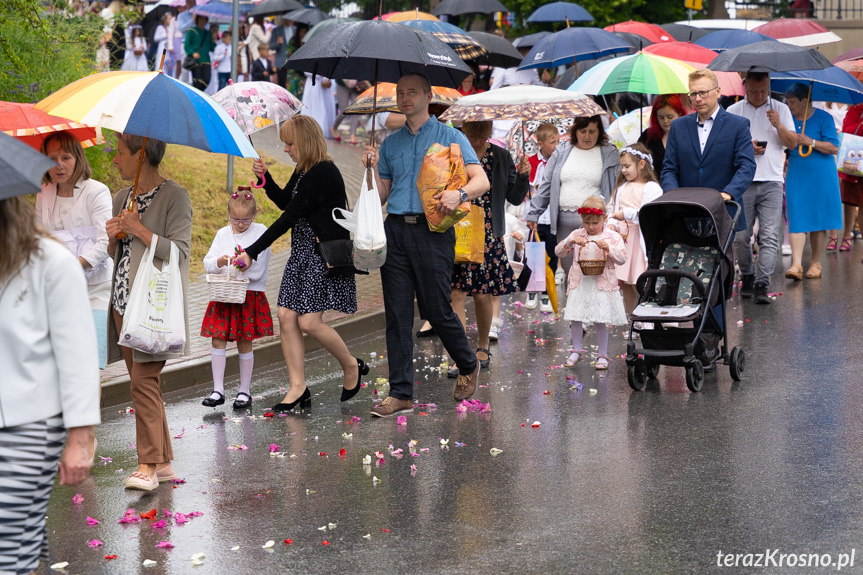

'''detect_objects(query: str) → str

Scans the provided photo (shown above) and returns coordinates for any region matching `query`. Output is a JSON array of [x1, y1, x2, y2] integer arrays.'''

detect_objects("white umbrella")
[[607, 107, 651, 150]]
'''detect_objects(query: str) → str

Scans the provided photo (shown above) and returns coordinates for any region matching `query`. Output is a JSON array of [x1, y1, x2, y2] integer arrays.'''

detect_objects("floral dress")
[[451, 148, 518, 295]]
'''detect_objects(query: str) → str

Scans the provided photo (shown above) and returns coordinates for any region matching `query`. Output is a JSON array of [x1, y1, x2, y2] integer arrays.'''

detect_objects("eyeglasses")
[[229, 218, 254, 225], [688, 87, 719, 100]]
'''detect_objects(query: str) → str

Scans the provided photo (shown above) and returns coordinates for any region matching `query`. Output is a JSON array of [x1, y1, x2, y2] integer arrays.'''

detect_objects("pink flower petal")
[[72, 494, 84, 505], [88, 539, 102, 547], [174, 513, 188, 524], [152, 520, 167, 529], [86, 516, 100, 525], [155, 541, 174, 548]]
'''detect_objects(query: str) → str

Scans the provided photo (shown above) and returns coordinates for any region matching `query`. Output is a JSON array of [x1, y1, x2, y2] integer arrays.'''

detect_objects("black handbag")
[[317, 238, 369, 278], [182, 55, 196, 70]]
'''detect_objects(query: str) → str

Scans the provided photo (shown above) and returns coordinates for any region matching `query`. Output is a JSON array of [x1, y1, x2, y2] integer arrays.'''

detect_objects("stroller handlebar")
[[724, 199, 743, 230]]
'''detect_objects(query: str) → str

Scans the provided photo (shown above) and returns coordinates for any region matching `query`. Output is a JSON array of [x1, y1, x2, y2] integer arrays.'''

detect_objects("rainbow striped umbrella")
[[35, 71, 258, 158], [567, 52, 694, 96]]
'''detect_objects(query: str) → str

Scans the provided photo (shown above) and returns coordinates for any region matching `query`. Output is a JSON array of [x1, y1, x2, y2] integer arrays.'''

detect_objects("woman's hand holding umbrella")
[[517, 156, 530, 176]]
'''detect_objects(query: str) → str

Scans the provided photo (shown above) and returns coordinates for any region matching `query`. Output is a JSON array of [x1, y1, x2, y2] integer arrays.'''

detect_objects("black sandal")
[[477, 347, 492, 370]]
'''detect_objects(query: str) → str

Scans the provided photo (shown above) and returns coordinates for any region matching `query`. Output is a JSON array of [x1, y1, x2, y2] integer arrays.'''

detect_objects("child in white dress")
[[607, 143, 663, 315], [556, 196, 627, 370], [122, 26, 149, 72]]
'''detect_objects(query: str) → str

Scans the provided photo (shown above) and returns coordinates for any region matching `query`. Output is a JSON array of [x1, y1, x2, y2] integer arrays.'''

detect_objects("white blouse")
[[558, 146, 603, 212], [203, 223, 271, 293]]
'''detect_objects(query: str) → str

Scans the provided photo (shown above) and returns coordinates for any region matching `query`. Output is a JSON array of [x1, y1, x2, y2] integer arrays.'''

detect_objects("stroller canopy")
[[639, 188, 734, 251]]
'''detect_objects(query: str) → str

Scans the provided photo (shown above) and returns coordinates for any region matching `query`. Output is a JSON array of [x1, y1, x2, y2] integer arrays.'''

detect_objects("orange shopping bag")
[[417, 142, 469, 232], [454, 204, 485, 263]]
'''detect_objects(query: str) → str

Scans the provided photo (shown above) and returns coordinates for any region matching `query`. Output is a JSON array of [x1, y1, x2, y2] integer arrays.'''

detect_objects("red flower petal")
[[140, 509, 157, 520], [284, 539, 293, 545], [263, 412, 275, 417], [105, 555, 118, 560], [322, 541, 330, 545]]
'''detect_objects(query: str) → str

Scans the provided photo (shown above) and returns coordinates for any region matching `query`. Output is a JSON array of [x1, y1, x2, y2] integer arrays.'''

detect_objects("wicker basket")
[[577, 240, 607, 276], [206, 274, 249, 304], [618, 221, 629, 243]]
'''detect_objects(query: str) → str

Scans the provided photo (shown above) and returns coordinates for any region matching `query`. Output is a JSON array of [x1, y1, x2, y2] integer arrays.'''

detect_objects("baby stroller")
[[625, 188, 744, 392]]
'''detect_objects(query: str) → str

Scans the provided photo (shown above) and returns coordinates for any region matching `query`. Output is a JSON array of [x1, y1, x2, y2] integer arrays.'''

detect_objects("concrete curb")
[[100, 306, 391, 408]]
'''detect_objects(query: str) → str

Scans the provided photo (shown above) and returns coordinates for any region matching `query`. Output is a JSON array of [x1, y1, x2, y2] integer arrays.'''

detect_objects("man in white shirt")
[[727, 72, 798, 304]]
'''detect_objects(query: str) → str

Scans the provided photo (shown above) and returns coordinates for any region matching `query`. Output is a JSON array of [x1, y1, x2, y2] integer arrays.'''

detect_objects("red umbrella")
[[0, 101, 97, 150], [835, 57, 863, 82], [643, 42, 744, 96], [752, 18, 841, 47], [604, 21, 673, 44]]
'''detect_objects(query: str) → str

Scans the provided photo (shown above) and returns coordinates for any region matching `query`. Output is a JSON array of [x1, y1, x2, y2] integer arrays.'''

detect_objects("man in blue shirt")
[[364, 73, 490, 417]]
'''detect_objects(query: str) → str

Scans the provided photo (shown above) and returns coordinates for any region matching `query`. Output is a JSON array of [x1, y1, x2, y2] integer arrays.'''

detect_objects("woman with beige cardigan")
[[106, 134, 192, 491]]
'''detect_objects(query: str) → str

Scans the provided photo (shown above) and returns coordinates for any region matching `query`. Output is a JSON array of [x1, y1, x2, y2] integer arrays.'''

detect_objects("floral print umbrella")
[[213, 81, 303, 136]]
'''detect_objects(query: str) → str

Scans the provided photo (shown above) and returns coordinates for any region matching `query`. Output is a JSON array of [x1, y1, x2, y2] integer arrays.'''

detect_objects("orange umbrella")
[[0, 101, 97, 150], [344, 82, 461, 114], [643, 42, 745, 96], [836, 57, 863, 82], [382, 9, 439, 22]]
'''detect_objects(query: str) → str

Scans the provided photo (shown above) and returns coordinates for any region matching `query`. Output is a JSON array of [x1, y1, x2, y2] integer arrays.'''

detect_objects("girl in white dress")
[[302, 73, 337, 139], [607, 143, 663, 315], [122, 26, 149, 71], [555, 196, 627, 370]]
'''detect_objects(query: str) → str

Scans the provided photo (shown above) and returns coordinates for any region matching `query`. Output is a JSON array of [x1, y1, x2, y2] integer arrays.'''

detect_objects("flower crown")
[[232, 186, 253, 200], [621, 146, 654, 169], [577, 206, 605, 216]]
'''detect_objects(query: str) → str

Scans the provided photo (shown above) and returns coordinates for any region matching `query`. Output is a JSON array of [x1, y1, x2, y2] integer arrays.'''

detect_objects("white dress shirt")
[[727, 97, 796, 182], [696, 105, 721, 153]]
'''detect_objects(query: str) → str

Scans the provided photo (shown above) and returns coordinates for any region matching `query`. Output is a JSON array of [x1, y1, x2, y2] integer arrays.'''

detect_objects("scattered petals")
[[362, 534, 371, 539], [72, 493, 84, 505], [410, 464, 417, 475], [531, 421, 541, 428], [328, 523, 337, 529], [262, 540, 275, 549], [269, 443, 280, 453], [396, 415, 407, 426], [86, 516, 100, 525], [155, 541, 174, 549], [372, 476, 380, 485], [227, 444, 248, 451], [142, 559, 157, 566], [140, 509, 157, 520], [455, 399, 491, 413], [190, 552, 205, 565], [104, 555, 118, 560], [152, 520, 167, 529], [171, 478, 186, 484], [88, 539, 103, 548], [263, 411, 275, 418], [99, 456, 112, 464], [490, 448, 503, 456], [339, 449, 346, 457], [362, 455, 372, 466], [322, 541, 330, 546], [342, 432, 353, 439], [284, 539, 293, 545], [318, 526, 327, 531], [589, 389, 597, 395], [118, 509, 142, 524], [173, 427, 185, 439], [50, 562, 69, 571], [231, 545, 240, 551]]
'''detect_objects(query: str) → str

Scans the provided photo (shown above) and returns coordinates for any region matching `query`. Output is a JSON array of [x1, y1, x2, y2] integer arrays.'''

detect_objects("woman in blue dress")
[[783, 83, 842, 280]]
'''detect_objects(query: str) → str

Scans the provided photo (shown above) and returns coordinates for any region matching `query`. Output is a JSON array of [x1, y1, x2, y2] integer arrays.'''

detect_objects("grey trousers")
[[556, 210, 583, 277], [733, 181, 784, 286]]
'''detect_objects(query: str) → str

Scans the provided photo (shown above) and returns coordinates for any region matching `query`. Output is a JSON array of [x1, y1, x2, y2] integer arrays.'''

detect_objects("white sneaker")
[[488, 326, 499, 341], [525, 293, 538, 309], [555, 268, 565, 285], [539, 296, 553, 313], [782, 244, 792, 256]]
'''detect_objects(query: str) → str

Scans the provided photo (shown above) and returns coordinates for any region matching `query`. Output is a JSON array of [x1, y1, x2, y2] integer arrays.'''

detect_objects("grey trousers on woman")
[[556, 210, 583, 277]]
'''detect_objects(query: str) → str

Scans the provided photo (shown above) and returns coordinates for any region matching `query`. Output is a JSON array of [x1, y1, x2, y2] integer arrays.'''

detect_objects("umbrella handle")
[[252, 173, 266, 188], [798, 81, 814, 157], [798, 144, 813, 157]]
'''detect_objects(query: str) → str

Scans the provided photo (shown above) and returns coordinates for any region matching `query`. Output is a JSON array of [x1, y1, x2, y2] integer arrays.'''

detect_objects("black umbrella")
[[433, 0, 508, 17], [613, 31, 653, 50], [284, 8, 330, 27], [0, 132, 55, 200], [468, 31, 523, 68], [660, 23, 709, 42], [512, 31, 551, 50], [707, 40, 832, 73], [141, 5, 171, 42], [249, 0, 304, 18]]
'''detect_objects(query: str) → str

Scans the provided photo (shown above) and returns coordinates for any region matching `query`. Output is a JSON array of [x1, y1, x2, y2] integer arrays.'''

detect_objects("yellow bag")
[[417, 143, 469, 232], [454, 204, 485, 263]]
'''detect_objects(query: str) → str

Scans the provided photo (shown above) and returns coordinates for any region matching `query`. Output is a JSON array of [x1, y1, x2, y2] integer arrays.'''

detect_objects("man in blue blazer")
[[661, 69, 757, 231]]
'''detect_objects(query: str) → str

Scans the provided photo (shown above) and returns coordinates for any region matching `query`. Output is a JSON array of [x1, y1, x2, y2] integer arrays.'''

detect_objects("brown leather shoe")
[[370, 396, 414, 418], [454, 363, 479, 401]]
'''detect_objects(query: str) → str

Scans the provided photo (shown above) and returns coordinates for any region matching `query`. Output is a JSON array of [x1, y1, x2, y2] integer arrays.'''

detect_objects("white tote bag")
[[333, 170, 387, 272], [119, 236, 186, 354]]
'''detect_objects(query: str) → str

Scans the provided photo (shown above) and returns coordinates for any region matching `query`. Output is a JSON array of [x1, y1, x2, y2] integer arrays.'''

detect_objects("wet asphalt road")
[[41, 249, 863, 574]]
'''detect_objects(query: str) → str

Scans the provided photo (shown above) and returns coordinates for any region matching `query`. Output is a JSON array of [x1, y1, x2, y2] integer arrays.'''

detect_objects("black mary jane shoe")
[[272, 388, 312, 413], [477, 347, 492, 370], [341, 358, 370, 402], [233, 393, 252, 410], [416, 326, 436, 338], [202, 392, 225, 407]]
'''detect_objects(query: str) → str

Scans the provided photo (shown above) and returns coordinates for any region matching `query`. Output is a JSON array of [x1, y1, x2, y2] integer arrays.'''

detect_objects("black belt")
[[391, 213, 426, 224]]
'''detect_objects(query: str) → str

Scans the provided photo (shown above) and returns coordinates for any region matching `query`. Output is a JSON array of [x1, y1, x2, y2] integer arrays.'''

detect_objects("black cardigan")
[[638, 131, 666, 175], [488, 144, 530, 238], [246, 160, 349, 260]]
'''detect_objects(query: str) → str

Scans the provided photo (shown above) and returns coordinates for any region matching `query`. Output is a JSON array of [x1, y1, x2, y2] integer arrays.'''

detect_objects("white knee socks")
[[211, 348, 226, 395], [239, 352, 254, 396]]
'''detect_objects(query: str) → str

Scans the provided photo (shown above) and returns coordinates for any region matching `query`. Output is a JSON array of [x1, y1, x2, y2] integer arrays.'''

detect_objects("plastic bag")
[[333, 170, 387, 272], [837, 132, 863, 176], [417, 143, 469, 232], [454, 204, 485, 263], [119, 236, 186, 354], [525, 230, 547, 292]]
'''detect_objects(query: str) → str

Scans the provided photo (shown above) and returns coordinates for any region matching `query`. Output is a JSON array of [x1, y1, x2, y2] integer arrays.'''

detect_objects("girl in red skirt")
[[201, 188, 273, 409]]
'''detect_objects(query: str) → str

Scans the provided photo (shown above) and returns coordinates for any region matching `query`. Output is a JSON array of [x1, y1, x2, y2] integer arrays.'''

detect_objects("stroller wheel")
[[686, 360, 705, 392], [627, 359, 649, 391], [729, 347, 745, 381]]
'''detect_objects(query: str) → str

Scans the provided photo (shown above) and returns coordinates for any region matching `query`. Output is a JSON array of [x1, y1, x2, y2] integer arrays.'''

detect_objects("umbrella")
[[604, 21, 673, 44], [643, 42, 744, 96], [189, 1, 255, 24], [834, 48, 863, 64], [382, 10, 439, 22], [512, 31, 551, 50], [518, 27, 633, 70], [468, 31, 523, 68], [285, 20, 473, 89], [504, 118, 572, 162], [344, 82, 462, 114], [212, 81, 303, 134], [613, 31, 653, 50], [708, 41, 832, 74], [606, 106, 650, 149], [304, 17, 361, 43], [752, 18, 841, 47], [439, 85, 605, 123], [694, 29, 776, 53], [568, 52, 694, 96], [526, 1, 593, 23], [768, 67, 863, 105], [835, 57, 863, 81], [398, 20, 488, 62], [284, 8, 330, 28], [0, 132, 56, 199], [660, 23, 708, 42], [432, 0, 508, 17], [249, 0, 304, 18], [553, 56, 614, 89], [0, 102, 97, 150]]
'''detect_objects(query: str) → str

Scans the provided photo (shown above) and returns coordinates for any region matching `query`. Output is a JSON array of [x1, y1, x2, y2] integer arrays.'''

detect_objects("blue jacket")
[[660, 106, 756, 230]]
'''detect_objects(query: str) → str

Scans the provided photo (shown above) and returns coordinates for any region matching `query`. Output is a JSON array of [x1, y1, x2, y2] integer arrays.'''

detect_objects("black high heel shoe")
[[341, 358, 369, 402], [477, 347, 492, 370], [272, 388, 311, 413]]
